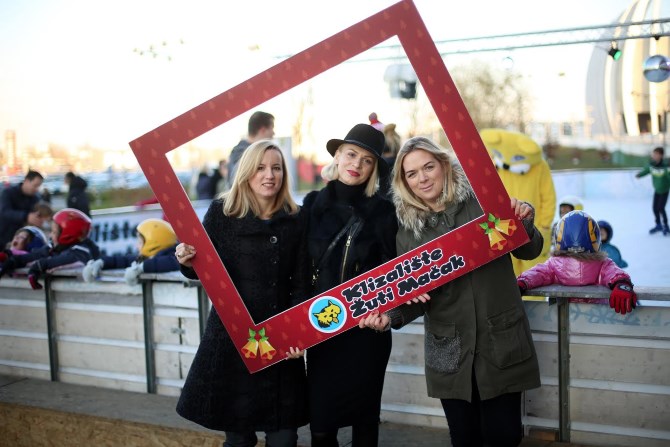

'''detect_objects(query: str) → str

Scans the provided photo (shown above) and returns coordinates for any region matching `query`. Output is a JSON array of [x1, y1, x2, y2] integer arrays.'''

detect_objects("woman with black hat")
[[302, 123, 398, 446]]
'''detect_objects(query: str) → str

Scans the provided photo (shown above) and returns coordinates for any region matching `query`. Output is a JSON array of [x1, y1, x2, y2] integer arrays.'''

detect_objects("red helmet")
[[53, 208, 92, 245]]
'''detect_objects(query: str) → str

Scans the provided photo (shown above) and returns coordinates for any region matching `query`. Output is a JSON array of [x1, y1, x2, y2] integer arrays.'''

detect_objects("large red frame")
[[129, 0, 528, 372]]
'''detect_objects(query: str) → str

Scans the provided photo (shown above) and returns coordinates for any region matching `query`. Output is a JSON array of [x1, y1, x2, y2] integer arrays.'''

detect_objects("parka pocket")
[[487, 306, 532, 369], [425, 322, 461, 374]]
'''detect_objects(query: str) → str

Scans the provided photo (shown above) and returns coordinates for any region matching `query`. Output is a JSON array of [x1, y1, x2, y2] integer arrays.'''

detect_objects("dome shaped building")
[[586, 0, 670, 153]]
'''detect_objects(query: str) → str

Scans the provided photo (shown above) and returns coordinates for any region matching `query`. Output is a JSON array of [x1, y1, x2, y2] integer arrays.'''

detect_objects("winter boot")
[[649, 223, 663, 234], [664, 224, 670, 236]]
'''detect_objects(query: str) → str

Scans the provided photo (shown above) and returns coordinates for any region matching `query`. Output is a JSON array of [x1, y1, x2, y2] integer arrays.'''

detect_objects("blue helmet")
[[553, 210, 601, 253], [597, 220, 613, 243], [20, 226, 48, 251]]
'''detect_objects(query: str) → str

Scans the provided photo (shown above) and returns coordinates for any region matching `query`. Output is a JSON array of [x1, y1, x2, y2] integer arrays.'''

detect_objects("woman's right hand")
[[175, 243, 196, 268]]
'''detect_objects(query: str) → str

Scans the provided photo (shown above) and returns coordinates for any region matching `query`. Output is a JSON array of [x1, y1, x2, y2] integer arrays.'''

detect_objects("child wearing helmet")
[[82, 218, 179, 285], [0, 208, 100, 290], [517, 210, 637, 315], [597, 220, 628, 268]]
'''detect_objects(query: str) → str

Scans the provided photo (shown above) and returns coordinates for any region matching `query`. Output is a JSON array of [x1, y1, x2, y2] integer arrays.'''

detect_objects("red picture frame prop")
[[129, 0, 528, 373]]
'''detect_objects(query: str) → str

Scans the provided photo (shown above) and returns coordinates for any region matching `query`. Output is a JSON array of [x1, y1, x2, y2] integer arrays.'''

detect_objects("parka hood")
[[393, 152, 474, 240]]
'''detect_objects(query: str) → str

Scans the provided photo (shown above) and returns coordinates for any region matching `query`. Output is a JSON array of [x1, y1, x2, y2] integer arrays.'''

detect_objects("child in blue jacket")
[[597, 220, 628, 268], [82, 218, 179, 285]]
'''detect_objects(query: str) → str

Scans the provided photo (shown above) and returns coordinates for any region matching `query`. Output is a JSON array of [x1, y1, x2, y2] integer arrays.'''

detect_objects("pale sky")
[[0, 0, 648, 167]]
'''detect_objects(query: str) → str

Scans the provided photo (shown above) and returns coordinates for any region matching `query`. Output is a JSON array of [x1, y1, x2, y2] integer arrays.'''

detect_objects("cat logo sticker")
[[309, 297, 346, 333]]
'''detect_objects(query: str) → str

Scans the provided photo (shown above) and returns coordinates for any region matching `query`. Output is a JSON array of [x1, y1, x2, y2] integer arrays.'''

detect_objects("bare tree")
[[451, 59, 533, 132]]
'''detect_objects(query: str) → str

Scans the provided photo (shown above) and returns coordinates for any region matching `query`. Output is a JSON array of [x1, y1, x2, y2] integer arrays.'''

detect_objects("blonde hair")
[[320, 145, 380, 198], [221, 140, 298, 218], [383, 123, 402, 157], [392, 136, 457, 211]]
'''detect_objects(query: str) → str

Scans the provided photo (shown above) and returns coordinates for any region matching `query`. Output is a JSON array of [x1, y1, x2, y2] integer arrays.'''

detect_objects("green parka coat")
[[388, 158, 543, 402]]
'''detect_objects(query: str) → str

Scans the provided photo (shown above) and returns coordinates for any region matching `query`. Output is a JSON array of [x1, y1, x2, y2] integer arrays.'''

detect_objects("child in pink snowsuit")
[[517, 210, 637, 315]]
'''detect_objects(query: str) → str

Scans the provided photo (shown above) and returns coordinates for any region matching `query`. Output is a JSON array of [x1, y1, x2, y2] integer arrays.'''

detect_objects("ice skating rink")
[[552, 169, 670, 287]]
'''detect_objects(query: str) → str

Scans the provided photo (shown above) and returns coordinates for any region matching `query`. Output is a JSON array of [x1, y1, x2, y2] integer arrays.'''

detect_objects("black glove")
[[0, 257, 18, 279]]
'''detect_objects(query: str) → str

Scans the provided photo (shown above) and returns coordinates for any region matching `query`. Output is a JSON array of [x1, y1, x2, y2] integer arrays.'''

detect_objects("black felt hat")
[[326, 123, 389, 176]]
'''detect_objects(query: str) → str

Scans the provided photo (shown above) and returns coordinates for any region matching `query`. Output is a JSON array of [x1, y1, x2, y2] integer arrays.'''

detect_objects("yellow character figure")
[[480, 129, 556, 275]]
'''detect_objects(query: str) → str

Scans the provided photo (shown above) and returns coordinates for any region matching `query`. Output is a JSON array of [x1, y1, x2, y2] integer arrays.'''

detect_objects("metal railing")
[[522, 285, 670, 442], [1, 270, 668, 443]]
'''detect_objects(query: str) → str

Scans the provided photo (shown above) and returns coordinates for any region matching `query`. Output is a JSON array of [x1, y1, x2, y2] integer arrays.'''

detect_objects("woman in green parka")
[[360, 136, 543, 447]]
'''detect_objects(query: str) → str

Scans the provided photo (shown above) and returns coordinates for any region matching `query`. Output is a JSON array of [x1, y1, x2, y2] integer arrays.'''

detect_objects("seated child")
[[6, 226, 48, 255], [82, 218, 179, 285], [0, 208, 100, 290], [2, 202, 54, 256], [517, 210, 637, 315], [597, 220, 628, 268]]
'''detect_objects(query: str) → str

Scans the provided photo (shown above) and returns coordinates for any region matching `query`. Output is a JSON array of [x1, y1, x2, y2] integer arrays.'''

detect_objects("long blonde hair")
[[222, 140, 298, 217], [391, 136, 457, 211], [320, 145, 380, 197]]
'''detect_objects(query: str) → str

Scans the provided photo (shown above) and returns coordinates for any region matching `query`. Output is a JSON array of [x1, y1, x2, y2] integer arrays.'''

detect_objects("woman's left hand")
[[358, 310, 390, 331], [510, 197, 535, 222], [175, 243, 196, 268], [286, 347, 305, 359]]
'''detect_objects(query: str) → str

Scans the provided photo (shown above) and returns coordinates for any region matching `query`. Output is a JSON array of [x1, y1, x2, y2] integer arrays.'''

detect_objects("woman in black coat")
[[302, 124, 398, 447], [175, 140, 310, 447]]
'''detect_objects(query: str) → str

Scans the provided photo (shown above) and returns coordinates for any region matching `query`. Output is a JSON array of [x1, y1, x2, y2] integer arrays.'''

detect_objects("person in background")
[[378, 123, 402, 200], [518, 211, 637, 315], [211, 159, 229, 197], [82, 218, 179, 285], [64, 171, 91, 217], [0, 208, 99, 290], [226, 111, 275, 189], [550, 195, 584, 252], [479, 129, 556, 276], [359, 136, 543, 447], [0, 170, 45, 248], [368, 112, 384, 131], [302, 123, 397, 447], [195, 166, 214, 200], [597, 220, 628, 268], [636, 146, 670, 235], [175, 140, 310, 447], [557, 195, 584, 218]]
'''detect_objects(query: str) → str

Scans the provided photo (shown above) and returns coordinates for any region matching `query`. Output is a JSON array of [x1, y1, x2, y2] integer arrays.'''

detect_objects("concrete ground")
[[0, 374, 590, 447]]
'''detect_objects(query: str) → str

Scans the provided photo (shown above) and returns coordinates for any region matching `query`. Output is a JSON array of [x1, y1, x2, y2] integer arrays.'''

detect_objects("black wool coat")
[[302, 181, 398, 431], [176, 199, 310, 433], [66, 176, 91, 217]]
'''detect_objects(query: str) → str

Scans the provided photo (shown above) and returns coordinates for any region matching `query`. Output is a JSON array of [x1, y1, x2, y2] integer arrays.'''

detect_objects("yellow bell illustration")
[[241, 329, 259, 359], [495, 218, 517, 236], [258, 327, 277, 360], [488, 228, 508, 250]]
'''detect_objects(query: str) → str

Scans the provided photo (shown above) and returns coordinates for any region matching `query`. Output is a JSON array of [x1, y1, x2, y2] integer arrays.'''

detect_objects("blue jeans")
[[223, 429, 298, 447]]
